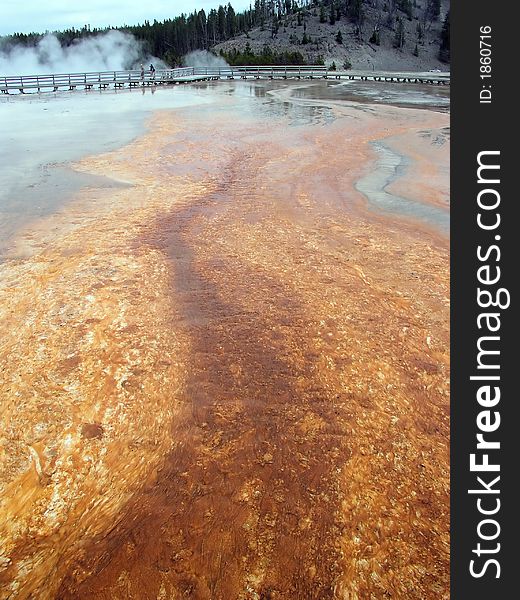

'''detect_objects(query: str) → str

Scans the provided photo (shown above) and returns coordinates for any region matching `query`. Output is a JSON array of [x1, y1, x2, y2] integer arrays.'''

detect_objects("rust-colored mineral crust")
[[0, 92, 449, 599]]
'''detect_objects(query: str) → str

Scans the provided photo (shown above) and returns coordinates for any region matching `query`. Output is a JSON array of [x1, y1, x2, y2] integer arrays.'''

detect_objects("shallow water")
[[0, 87, 213, 250], [356, 141, 450, 233], [0, 79, 449, 252], [193, 80, 337, 126], [291, 79, 450, 110]]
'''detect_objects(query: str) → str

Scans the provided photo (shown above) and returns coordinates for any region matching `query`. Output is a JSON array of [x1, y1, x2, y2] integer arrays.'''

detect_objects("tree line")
[[1, 1, 450, 66]]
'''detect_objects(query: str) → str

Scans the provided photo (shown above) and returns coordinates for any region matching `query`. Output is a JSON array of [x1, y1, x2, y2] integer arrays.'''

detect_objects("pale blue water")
[[0, 86, 213, 250], [292, 79, 450, 111], [355, 141, 449, 234]]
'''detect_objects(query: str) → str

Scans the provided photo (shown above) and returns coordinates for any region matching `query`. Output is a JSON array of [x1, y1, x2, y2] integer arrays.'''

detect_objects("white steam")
[[183, 50, 228, 69], [0, 31, 166, 76]]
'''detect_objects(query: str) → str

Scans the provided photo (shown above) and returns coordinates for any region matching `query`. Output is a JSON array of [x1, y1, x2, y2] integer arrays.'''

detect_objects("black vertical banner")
[[451, 1, 517, 598]]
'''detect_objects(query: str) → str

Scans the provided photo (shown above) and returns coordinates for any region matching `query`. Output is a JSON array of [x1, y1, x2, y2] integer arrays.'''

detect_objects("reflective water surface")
[[0, 80, 449, 252]]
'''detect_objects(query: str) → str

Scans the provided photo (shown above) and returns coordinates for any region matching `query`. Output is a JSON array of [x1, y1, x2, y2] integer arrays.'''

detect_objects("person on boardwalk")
[[150, 63, 156, 79], [140, 64, 144, 80]]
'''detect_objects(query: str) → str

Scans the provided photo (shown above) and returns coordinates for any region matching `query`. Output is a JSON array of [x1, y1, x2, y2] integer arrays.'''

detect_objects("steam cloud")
[[0, 31, 166, 76], [183, 50, 228, 69]]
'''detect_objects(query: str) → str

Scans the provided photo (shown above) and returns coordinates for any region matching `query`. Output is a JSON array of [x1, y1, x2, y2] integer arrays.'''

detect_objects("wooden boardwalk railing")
[[0, 66, 450, 94]]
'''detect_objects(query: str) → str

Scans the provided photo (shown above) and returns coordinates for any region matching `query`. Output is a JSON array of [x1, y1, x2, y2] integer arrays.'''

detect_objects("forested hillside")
[[1, 1, 450, 70], [216, 0, 450, 70]]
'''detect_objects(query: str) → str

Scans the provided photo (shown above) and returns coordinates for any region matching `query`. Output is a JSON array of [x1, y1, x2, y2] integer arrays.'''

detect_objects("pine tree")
[[348, 0, 363, 23], [320, 5, 327, 23], [217, 5, 227, 40], [394, 18, 405, 49], [438, 10, 450, 62], [416, 22, 423, 43], [226, 3, 236, 38], [369, 27, 380, 46], [197, 9, 208, 48], [330, 3, 336, 26], [405, 0, 413, 20], [271, 15, 279, 37], [426, 0, 441, 22]]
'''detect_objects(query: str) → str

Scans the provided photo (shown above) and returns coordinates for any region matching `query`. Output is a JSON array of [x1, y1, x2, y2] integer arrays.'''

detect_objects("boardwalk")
[[0, 65, 450, 94]]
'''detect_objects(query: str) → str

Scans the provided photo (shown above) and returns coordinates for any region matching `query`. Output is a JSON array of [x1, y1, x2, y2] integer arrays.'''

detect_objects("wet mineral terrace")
[[0, 81, 449, 599]]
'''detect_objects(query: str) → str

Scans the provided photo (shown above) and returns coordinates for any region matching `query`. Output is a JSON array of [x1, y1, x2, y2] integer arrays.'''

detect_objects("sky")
[[0, 0, 251, 36]]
